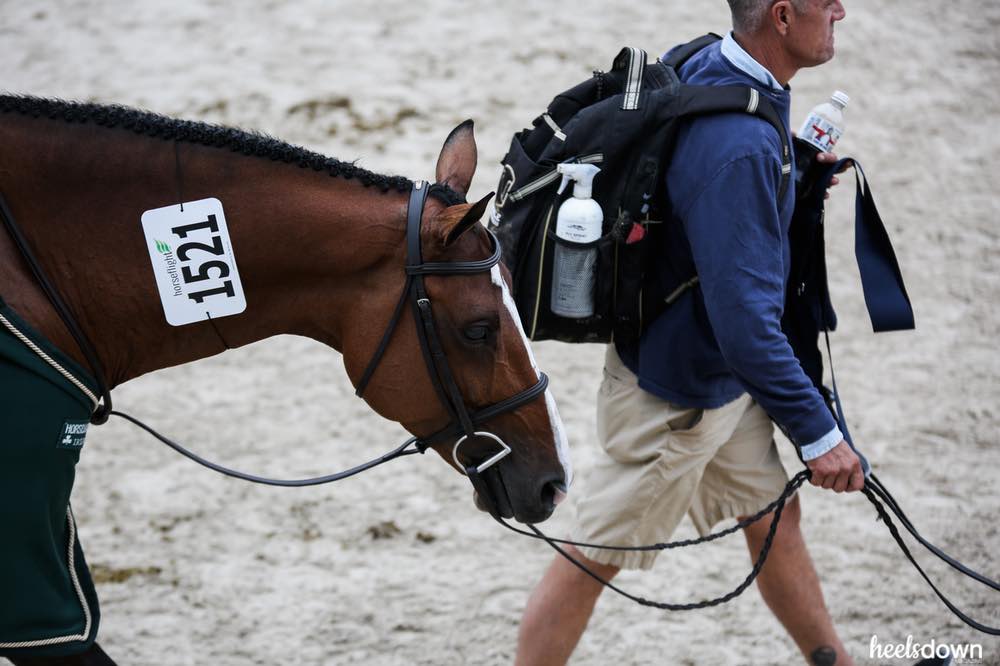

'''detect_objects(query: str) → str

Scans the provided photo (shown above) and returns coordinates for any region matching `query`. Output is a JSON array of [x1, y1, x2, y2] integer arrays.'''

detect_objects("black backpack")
[[489, 34, 791, 344]]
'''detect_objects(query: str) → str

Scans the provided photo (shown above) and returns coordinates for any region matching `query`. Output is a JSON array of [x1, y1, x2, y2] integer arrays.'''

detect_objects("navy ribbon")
[[818, 158, 915, 333]]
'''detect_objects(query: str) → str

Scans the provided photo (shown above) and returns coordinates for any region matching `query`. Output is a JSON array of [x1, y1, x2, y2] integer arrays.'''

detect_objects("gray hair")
[[727, 0, 808, 33]]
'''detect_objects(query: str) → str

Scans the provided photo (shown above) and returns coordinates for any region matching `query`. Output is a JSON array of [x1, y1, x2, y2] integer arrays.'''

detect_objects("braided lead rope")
[[514, 476, 797, 611], [492, 471, 809, 611], [0, 312, 99, 408], [499, 470, 809, 552]]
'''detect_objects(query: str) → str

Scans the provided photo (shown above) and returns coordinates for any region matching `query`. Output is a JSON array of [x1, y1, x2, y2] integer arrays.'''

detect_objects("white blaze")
[[490, 265, 573, 486]]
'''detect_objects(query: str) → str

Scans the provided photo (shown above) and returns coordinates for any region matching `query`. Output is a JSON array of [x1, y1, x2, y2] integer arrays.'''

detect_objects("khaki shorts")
[[573, 346, 790, 570]]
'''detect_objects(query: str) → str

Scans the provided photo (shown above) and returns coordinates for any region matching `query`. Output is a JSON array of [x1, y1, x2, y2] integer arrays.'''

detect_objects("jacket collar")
[[720, 31, 785, 92]]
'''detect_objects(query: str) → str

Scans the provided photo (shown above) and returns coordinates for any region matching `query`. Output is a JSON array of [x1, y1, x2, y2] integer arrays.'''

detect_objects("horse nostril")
[[541, 479, 568, 508]]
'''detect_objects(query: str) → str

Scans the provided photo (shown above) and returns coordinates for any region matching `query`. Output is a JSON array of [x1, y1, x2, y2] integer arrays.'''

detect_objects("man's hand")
[[806, 441, 864, 492], [792, 128, 847, 198], [816, 150, 847, 199]]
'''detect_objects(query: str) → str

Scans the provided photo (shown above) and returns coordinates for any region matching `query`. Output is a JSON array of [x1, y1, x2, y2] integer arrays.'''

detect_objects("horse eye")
[[463, 324, 491, 342]]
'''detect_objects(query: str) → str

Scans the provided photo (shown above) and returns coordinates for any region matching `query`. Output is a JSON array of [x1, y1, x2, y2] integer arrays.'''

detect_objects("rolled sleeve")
[[799, 425, 843, 461]]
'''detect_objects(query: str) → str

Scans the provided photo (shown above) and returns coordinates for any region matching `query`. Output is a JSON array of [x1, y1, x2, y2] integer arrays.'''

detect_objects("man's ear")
[[436, 192, 494, 247], [435, 120, 478, 196], [771, 0, 794, 35]]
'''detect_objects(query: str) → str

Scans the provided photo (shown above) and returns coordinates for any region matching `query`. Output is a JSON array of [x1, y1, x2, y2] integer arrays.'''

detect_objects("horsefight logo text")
[[56, 420, 89, 450], [869, 634, 983, 663], [154, 240, 183, 297], [141, 198, 247, 327]]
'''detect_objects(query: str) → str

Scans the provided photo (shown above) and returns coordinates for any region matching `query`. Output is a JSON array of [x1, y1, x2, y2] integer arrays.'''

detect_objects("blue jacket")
[[616, 36, 840, 456]]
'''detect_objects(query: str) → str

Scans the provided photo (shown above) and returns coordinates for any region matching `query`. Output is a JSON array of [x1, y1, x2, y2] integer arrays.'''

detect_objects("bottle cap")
[[557, 163, 601, 199], [831, 90, 850, 109]]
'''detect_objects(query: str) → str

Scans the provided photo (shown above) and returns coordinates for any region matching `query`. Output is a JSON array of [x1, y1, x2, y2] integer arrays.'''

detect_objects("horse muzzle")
[[454, 430, 565, 523], [468, 463, 567, 524]]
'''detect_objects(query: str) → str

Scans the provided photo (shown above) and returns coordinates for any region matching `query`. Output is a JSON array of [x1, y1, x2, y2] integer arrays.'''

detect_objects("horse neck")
[[0, 116, 409, 387]]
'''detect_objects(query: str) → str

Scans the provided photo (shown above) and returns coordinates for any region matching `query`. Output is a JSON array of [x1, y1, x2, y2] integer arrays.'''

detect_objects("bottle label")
[[551, 245, 597, 318], [798, 113, 843, 153]]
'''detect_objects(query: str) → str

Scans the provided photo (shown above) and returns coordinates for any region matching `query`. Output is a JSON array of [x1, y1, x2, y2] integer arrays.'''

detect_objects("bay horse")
[[0, 95, 570, 665]]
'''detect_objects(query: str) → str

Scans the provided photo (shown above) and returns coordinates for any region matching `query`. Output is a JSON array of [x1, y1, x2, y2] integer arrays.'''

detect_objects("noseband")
[[353, 181, 550, 514]]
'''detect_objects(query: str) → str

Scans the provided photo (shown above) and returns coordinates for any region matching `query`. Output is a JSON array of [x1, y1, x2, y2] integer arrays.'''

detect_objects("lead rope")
[[0, 308, 428, 485], [492, 463, 999, 628], [491, 470, 809, 611], [484, 332, 1000, 628]]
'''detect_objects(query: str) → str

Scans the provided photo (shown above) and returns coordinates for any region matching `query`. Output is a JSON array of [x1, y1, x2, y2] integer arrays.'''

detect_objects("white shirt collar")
[[721, 31, 784, 92]]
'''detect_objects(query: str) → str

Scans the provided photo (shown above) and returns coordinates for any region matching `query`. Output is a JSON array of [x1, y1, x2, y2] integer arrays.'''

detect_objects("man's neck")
[[732, 31, 798, 87]]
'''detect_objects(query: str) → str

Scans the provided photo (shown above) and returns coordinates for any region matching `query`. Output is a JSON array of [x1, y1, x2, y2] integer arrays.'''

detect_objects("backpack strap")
[[662, 33, 722, 70], [676, 85, 792, 201], [611, 47, 647, 110], [753, 93, 793, 202]]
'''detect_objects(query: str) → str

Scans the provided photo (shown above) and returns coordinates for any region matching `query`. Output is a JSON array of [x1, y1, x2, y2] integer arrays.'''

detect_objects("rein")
[[0, 183, 546, 498]]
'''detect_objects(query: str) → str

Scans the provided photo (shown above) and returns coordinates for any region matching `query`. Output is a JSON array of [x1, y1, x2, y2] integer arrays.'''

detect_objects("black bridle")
[[353, 180, 550, 516], [0, 183, 549, 515]]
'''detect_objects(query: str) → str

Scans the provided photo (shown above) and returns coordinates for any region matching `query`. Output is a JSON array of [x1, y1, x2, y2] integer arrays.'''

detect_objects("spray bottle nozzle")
[[557, 163, 601, 199]]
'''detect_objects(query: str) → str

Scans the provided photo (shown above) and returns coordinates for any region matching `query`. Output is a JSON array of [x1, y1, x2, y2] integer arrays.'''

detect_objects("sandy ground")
[[2, 1, 999, 664]]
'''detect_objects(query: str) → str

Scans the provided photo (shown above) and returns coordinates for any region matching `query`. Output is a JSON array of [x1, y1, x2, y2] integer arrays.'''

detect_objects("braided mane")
[[0, 94, 414, 193]]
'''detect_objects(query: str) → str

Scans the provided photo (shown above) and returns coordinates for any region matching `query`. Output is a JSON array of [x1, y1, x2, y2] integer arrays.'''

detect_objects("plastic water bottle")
[[794, 90, 849, 197], [551, 163, 602, 318]]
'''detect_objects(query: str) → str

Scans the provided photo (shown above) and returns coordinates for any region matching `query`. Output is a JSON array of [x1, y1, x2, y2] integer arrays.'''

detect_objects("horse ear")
[[435, 119, 477, 196], [438, 192, 494, 246]]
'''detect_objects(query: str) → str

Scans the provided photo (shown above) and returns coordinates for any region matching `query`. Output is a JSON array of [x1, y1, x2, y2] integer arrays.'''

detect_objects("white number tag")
[[140, 198, 247, 326]]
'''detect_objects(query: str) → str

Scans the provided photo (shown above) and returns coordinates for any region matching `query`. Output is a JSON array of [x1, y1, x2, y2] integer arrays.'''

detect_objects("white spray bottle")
[[550, 163, 602, 318]]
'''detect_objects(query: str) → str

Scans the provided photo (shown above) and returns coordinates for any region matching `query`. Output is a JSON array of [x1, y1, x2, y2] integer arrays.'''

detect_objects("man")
[[514, 2, 868, 665]]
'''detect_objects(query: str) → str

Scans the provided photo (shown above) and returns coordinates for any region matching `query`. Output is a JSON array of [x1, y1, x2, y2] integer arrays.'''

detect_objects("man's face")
[[786, 0, 847, 68]]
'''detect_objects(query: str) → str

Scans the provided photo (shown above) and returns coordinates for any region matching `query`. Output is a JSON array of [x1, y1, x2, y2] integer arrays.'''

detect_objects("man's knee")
[[779, 492, 802, 529], [740, 492, 802, 539], [560, 545, 621, 585]]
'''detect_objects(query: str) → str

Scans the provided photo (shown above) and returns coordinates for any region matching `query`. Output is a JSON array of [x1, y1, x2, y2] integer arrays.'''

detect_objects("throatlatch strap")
[[354, 275, 413, 398]]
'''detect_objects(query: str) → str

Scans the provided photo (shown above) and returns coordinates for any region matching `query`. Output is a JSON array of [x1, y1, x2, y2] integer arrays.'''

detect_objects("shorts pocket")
[[598, 365, 632, 399], [664, 406, 704, 433]]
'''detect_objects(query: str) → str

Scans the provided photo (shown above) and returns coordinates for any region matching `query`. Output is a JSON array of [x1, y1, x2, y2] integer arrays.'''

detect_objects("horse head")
[[342, 121, 571, 524]]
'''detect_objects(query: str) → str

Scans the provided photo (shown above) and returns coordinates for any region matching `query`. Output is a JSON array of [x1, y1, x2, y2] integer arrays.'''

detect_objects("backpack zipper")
[[613, 238, 620, 326], [529, 202, 557, 339], [509, 153, 603, 203]]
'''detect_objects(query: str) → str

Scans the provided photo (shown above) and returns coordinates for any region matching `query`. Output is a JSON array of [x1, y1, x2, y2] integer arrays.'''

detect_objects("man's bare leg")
[[515, 545, 620, 666], [741, 494, 855, 666]]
